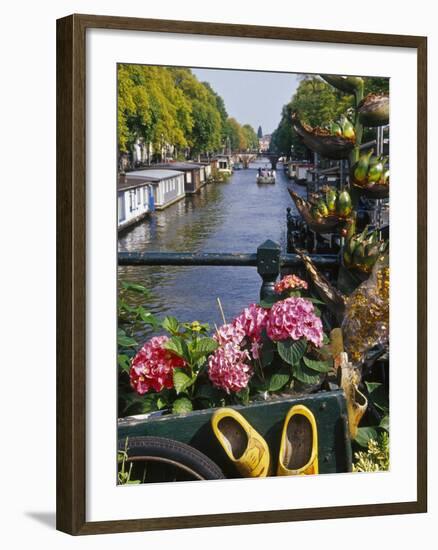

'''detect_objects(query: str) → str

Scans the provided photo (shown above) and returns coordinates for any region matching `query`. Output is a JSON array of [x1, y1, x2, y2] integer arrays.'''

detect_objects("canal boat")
[[215, 154, 233, 175], [288, 161, 313, 185], [128, 169, 185, 210], [198, 159, 215, 183], [152, 162, 206, 194], [256, 168, 276, 184], [117, 174, 155, 231]]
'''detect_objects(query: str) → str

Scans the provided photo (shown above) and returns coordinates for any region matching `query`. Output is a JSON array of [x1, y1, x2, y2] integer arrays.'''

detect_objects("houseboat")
[[151, 162, 205, 194], [215, 155, 233, 175], [128, 169, 185, 210], [118, 174, 155, 231], [199, 160, 214, 182], [288, 161, 314, 185], [208, 158, 219, 180]]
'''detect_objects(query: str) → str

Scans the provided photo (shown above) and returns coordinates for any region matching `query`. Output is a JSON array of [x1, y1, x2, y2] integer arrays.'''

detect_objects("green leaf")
[[141, 398, 158, 414], [365, 381, 381, 393], [164, 336, 190, 361], [162, 315, 180, 335], [355, 426, 379, 448], [117, 334, 138, 348], [195, 384, 223, 401], [250, 377, 269, 392], [236, 386, 250, 405], [268, 372, 290, 392], [172, 397, 193, 414], [173, 368, 195, 394], [379, 415, 390, 431], [118, 300, 137, 314], [259, 295, 281, 308], [307, 296, 326, 306], [121, 281, 150, 295], [191, 337, 218, 359], [156, 396, 168, 410], [365, 382, 389, 413], [260, 341, 275, 367], [302, 356, 332, 373], [277, 339, 307, 366], [136, 308, 159, 327], [293, 361, 320, 385], [118, 354, 131, 373]]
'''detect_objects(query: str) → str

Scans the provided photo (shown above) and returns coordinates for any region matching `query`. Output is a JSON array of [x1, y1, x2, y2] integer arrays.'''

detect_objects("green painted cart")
[[118, 389, 352, 478]]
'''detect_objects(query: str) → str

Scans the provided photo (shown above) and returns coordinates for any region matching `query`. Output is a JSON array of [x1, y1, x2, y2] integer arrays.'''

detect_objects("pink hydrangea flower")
[[214, 322, 246, 347], [208, 342, 253, 393], [274, 274, 308, 294], [250, 339, 262, 360], [266, 297, 323, 347], [234, 303, 269, 342], [130, 335, 186, 394]]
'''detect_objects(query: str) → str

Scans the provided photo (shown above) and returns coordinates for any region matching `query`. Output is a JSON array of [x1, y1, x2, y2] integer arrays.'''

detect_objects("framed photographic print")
[[56, 14, 427, 535]]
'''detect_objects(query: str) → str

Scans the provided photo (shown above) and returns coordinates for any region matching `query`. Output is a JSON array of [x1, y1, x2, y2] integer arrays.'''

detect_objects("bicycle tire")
[[119, 436, 226, 481]]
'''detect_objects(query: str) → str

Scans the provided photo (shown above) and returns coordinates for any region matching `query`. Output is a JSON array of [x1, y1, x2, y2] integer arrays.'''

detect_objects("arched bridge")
[[231, 152, 284, 170]]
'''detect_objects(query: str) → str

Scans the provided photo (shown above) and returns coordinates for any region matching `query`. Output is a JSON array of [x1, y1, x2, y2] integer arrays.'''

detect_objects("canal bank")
[[118, 160, 301, 342]]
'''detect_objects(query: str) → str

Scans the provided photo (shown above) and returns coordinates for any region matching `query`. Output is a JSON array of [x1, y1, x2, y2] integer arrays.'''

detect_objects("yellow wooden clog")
[[211, 408, 270, 478], [277, 405, 319, 476]]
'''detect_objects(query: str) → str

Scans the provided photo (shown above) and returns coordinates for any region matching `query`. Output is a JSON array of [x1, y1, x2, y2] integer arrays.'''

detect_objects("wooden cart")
[[118, 389, 352, 478]]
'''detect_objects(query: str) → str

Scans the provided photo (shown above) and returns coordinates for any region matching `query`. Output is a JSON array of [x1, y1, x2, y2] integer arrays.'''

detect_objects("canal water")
[[118, 160, 302, 342]]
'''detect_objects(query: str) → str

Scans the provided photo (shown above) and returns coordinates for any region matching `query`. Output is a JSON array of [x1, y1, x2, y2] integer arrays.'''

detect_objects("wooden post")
[[257, 240, 280, 301]]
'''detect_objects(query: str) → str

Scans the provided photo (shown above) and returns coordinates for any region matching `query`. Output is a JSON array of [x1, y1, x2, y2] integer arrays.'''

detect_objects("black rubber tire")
[[119, 436, 225, 481]]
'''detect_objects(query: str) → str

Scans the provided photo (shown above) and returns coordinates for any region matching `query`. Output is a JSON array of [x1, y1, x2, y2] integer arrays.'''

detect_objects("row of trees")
[[118, 65, 258, 158], [270, 75, 389, 158]]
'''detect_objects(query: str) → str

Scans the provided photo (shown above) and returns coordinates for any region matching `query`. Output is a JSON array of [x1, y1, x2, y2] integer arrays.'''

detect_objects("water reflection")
[[118, 161, 298, 341]]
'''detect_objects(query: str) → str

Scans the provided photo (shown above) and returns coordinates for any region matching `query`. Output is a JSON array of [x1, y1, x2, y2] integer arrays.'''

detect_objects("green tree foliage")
[[118, 65, 192, 153], [118, 65, 250, 158], [364, 77, 389, 95], [270, 75, 389, 157], [223, 119, 258, 152], [290, 76, 354, 127], [241, 124, 259, 151], [224, 118, 243, 151]]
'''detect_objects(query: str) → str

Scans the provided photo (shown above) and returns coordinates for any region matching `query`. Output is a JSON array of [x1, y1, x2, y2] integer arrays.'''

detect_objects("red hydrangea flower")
[[266, 297, 323, 347], [129, 335, 186, 394]]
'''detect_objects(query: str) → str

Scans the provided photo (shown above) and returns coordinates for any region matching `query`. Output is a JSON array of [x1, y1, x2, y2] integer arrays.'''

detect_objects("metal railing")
[[118, 240, 338, 301]]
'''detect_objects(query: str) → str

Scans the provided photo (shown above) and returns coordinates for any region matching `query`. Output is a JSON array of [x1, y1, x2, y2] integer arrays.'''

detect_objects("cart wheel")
[[118, 436, 225, 483]]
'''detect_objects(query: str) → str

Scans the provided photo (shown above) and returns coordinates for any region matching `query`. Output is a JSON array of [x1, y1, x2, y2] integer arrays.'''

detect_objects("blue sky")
[[192, 68, 300, 135]]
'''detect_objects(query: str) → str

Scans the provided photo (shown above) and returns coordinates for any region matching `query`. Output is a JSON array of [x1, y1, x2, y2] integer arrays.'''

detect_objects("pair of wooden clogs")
[[211, 405, 318, 478]]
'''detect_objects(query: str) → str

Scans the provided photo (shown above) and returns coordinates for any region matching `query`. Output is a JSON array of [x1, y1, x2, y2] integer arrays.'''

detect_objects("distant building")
[[259, 134, 271, 152]]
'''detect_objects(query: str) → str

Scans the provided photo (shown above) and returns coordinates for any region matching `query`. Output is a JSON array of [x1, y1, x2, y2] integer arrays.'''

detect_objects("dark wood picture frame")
[[56, 13, 427, 535]]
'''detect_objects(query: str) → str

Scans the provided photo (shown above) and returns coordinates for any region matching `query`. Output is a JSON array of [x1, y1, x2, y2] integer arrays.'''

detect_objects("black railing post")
[[257, 240, 280, 301]]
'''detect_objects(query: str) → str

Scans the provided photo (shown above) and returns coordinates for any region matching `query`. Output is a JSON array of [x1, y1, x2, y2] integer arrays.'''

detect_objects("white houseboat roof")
[[128, 169, 184, 180], [151, 162, 203, 171], [118, 174, 155, 192]]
